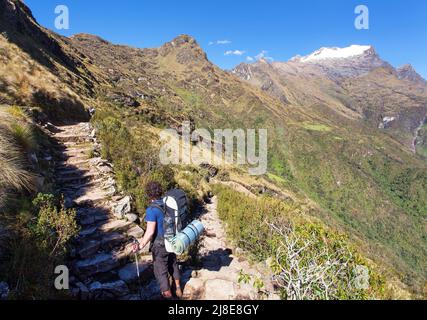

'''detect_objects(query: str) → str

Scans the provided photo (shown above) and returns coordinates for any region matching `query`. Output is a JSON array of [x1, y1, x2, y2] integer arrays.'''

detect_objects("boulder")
[[125, 213, 138, 223], [113, 196, 132, 219]]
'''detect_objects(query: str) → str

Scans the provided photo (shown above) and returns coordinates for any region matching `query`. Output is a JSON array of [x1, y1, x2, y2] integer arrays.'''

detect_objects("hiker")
[[133, 181, 182, 299]]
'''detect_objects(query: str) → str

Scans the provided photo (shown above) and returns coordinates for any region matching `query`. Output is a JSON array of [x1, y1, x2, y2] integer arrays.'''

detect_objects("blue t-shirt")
[[145, 201, 164, 241]]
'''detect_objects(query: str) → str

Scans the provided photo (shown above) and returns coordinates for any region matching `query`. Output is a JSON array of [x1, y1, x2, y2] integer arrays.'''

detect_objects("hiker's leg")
[[152, 243, 172, 296], [168, 253, 181, 282], [168, 253, 183, 298]]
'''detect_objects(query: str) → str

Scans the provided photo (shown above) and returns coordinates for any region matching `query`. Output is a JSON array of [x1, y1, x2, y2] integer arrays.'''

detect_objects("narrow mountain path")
[[52, 122, 152, 300], [51, 121, 277, 300], [182, 196, 278, 300]]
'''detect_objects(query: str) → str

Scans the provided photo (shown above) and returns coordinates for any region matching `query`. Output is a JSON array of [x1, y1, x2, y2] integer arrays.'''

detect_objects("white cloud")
[[225, 50, 246, 56], [246, 56, 254, 62], [255, 50, 274, 61], [209, 40, 232, 46]]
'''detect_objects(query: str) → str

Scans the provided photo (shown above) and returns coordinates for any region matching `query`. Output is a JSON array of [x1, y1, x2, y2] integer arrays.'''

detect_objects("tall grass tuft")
[[0, 108, 36, 210], [10, 122, 36, 151]]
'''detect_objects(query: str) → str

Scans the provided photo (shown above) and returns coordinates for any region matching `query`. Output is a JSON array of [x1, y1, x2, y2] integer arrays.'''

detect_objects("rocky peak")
[[231, 63, 254, 81], [159, 34, 208, 64], [396, 64, 426, 84]]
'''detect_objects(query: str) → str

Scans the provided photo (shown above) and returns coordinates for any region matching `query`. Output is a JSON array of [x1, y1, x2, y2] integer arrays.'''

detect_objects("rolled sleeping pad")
[[168, 220, 205, 255]]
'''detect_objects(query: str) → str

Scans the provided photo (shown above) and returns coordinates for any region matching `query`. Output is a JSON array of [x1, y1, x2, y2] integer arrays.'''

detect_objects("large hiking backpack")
[[150, 189, 189, 252]]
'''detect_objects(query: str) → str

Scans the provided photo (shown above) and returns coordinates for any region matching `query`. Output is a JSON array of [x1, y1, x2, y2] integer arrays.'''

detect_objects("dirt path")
[[51, 122, 277, 300], [182, 196, 278, 300]]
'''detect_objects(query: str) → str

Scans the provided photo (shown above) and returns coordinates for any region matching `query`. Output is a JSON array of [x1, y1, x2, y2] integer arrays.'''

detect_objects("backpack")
[[149, 189, 189, 252]]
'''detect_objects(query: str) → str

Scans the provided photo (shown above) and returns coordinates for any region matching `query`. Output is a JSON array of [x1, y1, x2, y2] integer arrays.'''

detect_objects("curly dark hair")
[[145, 181, 164, 200]]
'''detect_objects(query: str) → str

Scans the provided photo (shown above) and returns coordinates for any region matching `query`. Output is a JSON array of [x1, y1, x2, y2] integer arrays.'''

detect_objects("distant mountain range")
[[232, 45, 427, 152]]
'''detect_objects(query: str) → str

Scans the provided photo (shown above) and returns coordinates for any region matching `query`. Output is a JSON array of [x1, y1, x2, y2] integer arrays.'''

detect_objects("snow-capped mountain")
[[291, 45, 373, 63], [288, 45, 391, 79]]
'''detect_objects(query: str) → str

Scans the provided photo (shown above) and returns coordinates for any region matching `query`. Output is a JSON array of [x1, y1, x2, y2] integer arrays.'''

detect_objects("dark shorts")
[[151, 241, 181, 293]]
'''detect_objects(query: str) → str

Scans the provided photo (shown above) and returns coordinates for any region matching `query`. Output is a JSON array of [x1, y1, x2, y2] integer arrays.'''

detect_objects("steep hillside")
[[70, 34, 426, 293]]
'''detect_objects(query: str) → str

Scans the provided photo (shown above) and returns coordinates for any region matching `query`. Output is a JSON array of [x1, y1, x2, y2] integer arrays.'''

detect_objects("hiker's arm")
[[138, 221, 156, 250]]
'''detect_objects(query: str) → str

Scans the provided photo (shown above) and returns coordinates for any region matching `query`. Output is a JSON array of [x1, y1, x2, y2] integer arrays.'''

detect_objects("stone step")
[[76, 232, 128, 259], [64, 147, 93, 155], [78, 219, 135, 239], [74, 192, 111, 206], [56, 171, 100, 185], [57, 159, 91, 169], [74, 252, 121, 276], [77, 208, 112, 226], [54, 135, 89, 143], [58, 178, 106, 193], [74, 242, 135, 276], [57, 168, 92, 178]]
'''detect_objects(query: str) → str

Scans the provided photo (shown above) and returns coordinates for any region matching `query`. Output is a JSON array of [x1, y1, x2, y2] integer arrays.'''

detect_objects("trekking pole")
[[132, 238, 143, 299]]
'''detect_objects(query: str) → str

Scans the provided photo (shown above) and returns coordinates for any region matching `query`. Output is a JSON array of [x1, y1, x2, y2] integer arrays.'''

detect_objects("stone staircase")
[[51, 122, 155, 300]]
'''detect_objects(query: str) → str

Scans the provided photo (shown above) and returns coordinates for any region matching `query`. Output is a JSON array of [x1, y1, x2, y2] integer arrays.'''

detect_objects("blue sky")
[[25, 0, 427, 78]]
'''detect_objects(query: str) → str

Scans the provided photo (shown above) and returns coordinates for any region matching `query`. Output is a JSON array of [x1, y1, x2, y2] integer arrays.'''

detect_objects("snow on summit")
[[294, 45, 372, 62]]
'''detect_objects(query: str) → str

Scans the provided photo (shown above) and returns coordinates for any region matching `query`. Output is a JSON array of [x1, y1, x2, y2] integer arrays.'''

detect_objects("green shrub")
[[213, 184, 386, 300], [32, 193, 80, 255], [1, 194, 79, 299]]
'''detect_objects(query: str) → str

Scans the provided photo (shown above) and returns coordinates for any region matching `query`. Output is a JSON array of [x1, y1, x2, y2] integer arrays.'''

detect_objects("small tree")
[[32, 194, 79, 256]]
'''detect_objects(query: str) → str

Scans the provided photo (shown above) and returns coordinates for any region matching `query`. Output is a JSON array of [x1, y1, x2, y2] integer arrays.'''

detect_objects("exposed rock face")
[[397, 64, 427, 85], [113, 196, 132, 219]]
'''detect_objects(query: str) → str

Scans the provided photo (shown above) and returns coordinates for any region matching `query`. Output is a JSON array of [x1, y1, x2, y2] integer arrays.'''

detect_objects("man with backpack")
[[133, 181, 183, 299]]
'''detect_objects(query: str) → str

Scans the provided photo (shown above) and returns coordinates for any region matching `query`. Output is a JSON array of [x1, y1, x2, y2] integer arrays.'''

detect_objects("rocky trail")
[[182, 196, 278, 300], [50, 122, 276, 300]]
